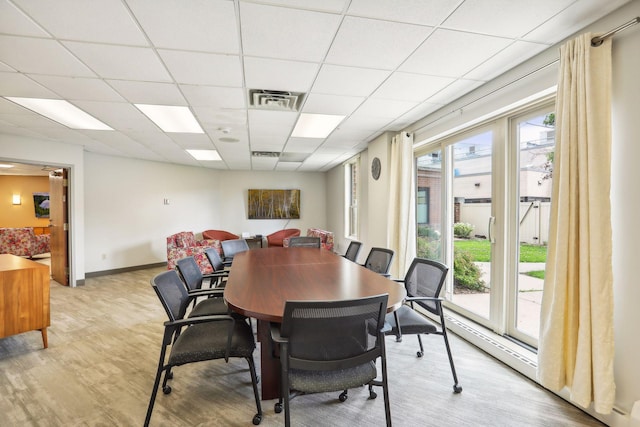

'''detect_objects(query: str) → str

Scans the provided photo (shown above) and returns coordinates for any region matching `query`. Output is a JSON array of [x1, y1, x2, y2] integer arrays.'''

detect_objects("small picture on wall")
[[248, 189, 300, 219], [33, 192, 50, 218]]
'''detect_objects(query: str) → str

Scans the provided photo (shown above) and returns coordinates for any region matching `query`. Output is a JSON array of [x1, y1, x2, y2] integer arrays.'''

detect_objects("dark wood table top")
[[224, 247, 406, 323]]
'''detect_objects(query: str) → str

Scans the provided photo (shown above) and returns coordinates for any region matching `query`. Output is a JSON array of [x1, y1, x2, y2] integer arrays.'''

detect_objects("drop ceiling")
[[0, 0, 631, 172]]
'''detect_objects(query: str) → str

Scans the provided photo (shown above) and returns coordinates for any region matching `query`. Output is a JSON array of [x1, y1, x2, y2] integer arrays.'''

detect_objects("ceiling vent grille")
[[248, 89, 305, 112], [251, 151, 280, 158]]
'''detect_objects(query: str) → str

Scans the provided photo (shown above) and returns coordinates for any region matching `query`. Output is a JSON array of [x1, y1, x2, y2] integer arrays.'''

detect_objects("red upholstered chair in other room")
[[166, 231, 221, 274], [202, 229, 239, 242], [266, 229, 300, 247]]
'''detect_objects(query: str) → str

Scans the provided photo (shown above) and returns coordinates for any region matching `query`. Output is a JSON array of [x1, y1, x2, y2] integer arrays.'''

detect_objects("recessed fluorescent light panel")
[[186, 149, 221, 161], [135, 104, 203, 133], [291, 113, 345, 138], [5, 97, 112, 130]]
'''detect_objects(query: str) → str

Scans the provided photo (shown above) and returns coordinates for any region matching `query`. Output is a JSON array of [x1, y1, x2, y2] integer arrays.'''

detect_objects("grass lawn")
[[454, 239, 547, 263]]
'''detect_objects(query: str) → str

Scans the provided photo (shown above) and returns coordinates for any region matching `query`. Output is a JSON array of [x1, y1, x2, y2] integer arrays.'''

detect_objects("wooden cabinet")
[[0, 254, 50, 348]]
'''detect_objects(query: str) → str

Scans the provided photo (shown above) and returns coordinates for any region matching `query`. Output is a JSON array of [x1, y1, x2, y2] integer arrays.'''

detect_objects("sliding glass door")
[[415, 101, 554, 348]]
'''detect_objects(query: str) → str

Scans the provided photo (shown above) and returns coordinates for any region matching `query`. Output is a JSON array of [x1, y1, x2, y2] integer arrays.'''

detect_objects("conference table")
[[224, 247, 406, 400]]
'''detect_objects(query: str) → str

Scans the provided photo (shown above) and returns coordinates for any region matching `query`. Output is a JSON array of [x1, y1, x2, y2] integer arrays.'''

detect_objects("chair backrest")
[[403, 258, 449, 316], [151, 269, 190, 321], [343, 241, 362, 262], [288, 236, 321, 248], [221, 239, 250, 259], [204, 248, 225, 271], [280, 294, 389, 370], [363, 247, 395, 276], [175, 256, 203, 292]]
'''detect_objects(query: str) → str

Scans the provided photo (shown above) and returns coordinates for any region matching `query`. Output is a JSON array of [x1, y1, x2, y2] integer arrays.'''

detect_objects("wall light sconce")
[[12, 194, 21, 205], [474, 183, 480, 188]]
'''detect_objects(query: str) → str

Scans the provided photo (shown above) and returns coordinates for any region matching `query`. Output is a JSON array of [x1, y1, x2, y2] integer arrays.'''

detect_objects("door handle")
[[488, 216, 496, 243]]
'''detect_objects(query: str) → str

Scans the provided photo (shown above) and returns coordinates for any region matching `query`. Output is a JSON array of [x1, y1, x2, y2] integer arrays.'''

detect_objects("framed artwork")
[[248, 189, 300, 219], [33, 192, 50, 218]]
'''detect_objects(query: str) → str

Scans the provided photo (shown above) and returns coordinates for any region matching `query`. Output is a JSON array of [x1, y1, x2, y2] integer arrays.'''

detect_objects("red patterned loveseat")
[[166, 231, 222, 274], [0, 227, 50, 258], [282, 228, 334, 251]]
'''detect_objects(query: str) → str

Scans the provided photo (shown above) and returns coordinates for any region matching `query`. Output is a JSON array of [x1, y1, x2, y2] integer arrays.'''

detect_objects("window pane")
[[416, 150, 442, 261]]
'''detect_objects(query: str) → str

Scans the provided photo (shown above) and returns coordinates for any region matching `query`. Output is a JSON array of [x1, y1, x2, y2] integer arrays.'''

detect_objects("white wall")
[[83, 152, 327, 272]]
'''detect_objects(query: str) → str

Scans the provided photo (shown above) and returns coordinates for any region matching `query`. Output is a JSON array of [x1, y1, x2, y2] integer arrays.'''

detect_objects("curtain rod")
[[591, 16, 640, 46]]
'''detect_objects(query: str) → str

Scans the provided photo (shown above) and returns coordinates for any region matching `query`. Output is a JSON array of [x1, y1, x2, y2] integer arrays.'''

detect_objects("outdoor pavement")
[[452, 262, 545, 338]]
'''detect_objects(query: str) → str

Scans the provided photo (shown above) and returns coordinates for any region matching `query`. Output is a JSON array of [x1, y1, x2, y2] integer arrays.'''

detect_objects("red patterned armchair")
[[0, 227, 50, 258], [267, 228, 300, 247], [166, 231, 222, 274], [305, 228, 334, 252]]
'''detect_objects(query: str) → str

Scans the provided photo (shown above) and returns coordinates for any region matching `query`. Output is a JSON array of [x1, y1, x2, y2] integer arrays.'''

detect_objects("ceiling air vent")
[[248, 89, 305, 112], [251, 151, 281, 158]]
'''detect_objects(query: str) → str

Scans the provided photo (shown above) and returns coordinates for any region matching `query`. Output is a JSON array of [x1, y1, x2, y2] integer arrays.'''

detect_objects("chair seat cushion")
[[384, 305, 438, 336], [289, 361, 377, 394], [169, 320, 255, 366]]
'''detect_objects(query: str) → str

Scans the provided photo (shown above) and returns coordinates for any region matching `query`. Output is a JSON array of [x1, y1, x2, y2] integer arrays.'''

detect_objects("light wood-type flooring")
[[0, 265, 605, 426]]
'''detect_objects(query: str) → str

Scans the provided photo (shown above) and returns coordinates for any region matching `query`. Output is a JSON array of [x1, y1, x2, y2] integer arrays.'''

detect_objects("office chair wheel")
[[274, 402, 283, 413], [252, 413, 262, 425], [369, 390, 377, 399], [162, 386, 172, 395], [417, 351, 424, 357], [166, 372, 173, 379], [453, 384, 463, 393], [339, 391, 348, 402]]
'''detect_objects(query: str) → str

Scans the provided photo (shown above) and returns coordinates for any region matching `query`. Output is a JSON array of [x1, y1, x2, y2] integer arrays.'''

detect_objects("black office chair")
[[145, 270, 262, 426], [384, 257, 462, 393], [342, 241, 362, 262], [221, 238, 250, 264], [204, 248, 230, 288], [271, 294, 391, 427], [362, 247, 395, 277], [287, 236, 321, 248], [175, 256, 230, 317]]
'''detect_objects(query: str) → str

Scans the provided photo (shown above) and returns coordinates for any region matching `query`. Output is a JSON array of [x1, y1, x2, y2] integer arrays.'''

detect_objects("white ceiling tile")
[[159, 50, 242, 86], [63, 42, 171, 81], [29, 75, 124, 101], [347, 0, 459, 26], [247, 0, 349, 13], [73, 101, 159, 132], [325, 16, 432, 69], [284, 137, 324, 153], [523, 0, 632, 44], [373, 72, 455, 102], [168, 133, 214, 149], [0, 72, 59, 98], [107, 80, 185, 105], [312, 64, 390, 97], [0, 1, 49, 37], [251, 156, 279, 170], [14, 0, 148, 45], [241, 2, 342, 62], [192, 107, 247, 128], [465, 41, 550, 81], [426, 78, 485, 105], [244, 57, 319, 93], [181, 85, 246, 108], [442, 0, 575, 38], [400, 29, 513, 78], [302, 93, 364, 115], [127, 0, 239, 53], [0, 36, 94, 76], [354, 98, 418, 119]]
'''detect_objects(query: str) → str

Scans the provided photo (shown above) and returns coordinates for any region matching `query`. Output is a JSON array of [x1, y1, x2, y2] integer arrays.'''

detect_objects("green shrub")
[[417, 236, 441, 259], [453, 222, 474, 238], [417, 225, 441, 239], [453, 249, 485, 291]]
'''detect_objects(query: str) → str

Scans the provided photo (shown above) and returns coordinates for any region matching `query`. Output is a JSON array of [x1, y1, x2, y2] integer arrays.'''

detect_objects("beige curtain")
[[387, 132, 416, 278], [537, 33, 615, 414]]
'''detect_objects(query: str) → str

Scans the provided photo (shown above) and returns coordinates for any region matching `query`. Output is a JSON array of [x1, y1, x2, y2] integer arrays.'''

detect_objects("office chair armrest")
[[405, 296, 444, 302], [270, 323, 288, 344], [187, 288, 225, 299], [202, 270, 229, 279], [164, 314, 234, 328]]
